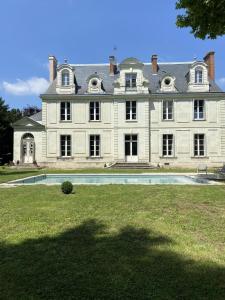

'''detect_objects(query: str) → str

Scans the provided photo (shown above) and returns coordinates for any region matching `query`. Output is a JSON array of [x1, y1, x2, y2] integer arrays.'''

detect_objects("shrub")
[[61, 181, 73, 194]]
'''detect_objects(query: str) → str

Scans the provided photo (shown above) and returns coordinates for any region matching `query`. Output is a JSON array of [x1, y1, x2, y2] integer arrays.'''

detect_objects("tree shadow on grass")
[[0, 220, 225, 299]]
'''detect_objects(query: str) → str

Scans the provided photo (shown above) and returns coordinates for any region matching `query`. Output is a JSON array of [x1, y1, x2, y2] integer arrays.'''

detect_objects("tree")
[[22, 105, 41, 117], [176, 0, 225, 39]]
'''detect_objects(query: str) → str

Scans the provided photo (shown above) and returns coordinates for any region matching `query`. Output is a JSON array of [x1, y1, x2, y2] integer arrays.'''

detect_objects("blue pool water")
[[9, 174, 209, 185]]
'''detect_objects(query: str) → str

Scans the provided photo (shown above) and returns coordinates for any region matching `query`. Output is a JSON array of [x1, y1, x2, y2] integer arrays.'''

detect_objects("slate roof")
[[44, 61, 222, 95], [29, 111, 42, 123]]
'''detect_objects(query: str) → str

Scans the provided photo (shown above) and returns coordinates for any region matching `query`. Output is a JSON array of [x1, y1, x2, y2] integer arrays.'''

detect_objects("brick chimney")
[[109, 56, 117, 75], [204, 51, 215, 81], [151, 54, 158, 74], [49, 55, 57, 82]]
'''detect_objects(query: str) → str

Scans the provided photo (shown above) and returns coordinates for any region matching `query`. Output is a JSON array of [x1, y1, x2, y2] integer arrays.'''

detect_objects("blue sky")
[[0, 0, 224, 109]]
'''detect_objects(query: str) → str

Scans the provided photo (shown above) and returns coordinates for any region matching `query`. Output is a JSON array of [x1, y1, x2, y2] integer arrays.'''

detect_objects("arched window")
[[195, 68, 203, 84], [22, 133, 34, 139], [62, 70, 70, 86]]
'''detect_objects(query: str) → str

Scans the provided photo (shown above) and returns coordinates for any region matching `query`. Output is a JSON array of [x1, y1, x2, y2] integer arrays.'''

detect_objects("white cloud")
[[2, 77, 49, 96], [216, 77, 225, 90]]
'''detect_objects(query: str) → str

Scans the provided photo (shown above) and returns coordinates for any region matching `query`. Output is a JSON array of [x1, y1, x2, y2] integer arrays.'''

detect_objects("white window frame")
[[125, 73, 137, 89], [195, 68, 203, 84], [126, 101, 137, 121], [162, 134, 174, 157], [193, 99, 205, 120], [60, 135, 71, 157], [89, 135, 100, 157], [89, 101, 100, 121], [62, 70, 70, 86], [162, 100, 174, 120], [194, 134, 205, 157], [60, 102, 71, 121]]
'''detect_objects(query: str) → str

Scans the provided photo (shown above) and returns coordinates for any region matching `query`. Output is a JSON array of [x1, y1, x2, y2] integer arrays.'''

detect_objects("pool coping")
[[3, 172, 222, 187]]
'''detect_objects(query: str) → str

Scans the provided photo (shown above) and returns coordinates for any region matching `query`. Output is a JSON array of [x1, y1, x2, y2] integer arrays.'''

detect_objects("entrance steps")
[[110, 162, 157, 170]]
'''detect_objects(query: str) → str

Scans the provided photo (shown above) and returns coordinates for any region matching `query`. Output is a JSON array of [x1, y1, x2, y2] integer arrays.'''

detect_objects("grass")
[[0, 168, 225, 299]]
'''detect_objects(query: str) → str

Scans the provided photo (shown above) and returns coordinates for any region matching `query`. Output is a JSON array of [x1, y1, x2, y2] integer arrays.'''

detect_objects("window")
[[163, 134, 174, 156], [163, 100, 173, 120], [194, 100, 205, 120], [90, 135, 100, 157], [126, 101, 136, 120], [60, 135, 71, 157], [62, 70, 70, 86], [90, 101, 100, 121], [195, 68, 203, 84], [60, 102, 71, 121], [125, 73, 137, 89], [194, 134, 205, 156]]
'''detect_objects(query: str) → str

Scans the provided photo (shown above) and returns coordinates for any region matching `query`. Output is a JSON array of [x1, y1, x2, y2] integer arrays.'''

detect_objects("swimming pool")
[[9, 174, 210, 185]]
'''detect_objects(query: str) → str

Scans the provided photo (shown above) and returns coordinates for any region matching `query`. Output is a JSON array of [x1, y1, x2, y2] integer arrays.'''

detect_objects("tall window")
[[125, 73, 137, 89], [90, 102, 100, 121], [163, 100, 173, 120], [163, 134, 173, 156], [60, 102, 71, 121], [62, 70, 70, 86], [90, 135, 100, 157], [194, 100, 205, 120], [126, 101, 136, 120], [194, 134, 205, 156], [195, 68, 203, 84], [60, 135, 71, 157]]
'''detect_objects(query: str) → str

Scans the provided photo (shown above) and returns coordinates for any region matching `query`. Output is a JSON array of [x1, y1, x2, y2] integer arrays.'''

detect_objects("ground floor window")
[[90, 135, 100, 157], [60, 135, 71, 157], [162, 134, 173, 156], [194, 134, 205, 156], [125, 134, 138, 156]]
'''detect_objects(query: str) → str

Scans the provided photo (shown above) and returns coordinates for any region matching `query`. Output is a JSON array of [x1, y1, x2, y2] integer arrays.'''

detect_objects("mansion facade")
[[13, 52, 225, 168]]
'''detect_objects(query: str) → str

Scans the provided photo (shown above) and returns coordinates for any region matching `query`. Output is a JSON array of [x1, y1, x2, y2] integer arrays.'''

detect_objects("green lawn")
[[0, 169, 225, 299]]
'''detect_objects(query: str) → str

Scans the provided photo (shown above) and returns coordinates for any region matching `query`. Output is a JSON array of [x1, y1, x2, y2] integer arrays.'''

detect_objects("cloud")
[[216, 77, 225, 90], [2, 77, 49, 96]]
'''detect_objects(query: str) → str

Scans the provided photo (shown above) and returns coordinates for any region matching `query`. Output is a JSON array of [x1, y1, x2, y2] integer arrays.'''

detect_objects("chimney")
[[151, 54, 158, 74], [204, 51, 215, 81], [49, 55, 57, 82], [109, 56, 117, 75]]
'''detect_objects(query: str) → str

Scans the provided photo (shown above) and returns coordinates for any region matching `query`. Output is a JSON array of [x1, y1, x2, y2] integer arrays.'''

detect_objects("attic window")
[[91, 79, 98, 87], [195, 68, 203, 84], [62, 70, 70, 86], [164, 78, 171, 85]]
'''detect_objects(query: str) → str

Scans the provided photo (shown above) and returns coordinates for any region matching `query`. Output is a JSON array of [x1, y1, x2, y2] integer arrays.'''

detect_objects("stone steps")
[[110, 163, 157, 169]]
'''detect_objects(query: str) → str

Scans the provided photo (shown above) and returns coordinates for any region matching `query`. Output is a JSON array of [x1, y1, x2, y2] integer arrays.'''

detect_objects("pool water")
[[9, 174, 209, 185]]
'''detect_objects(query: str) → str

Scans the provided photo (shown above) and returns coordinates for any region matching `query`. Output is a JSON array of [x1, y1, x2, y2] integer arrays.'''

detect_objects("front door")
[[125, 134, 138, 162], [23, 139, 34, 163]]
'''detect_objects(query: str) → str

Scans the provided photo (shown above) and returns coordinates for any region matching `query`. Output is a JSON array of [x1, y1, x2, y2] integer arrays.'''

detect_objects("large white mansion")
[[13, 52, 225, 168]]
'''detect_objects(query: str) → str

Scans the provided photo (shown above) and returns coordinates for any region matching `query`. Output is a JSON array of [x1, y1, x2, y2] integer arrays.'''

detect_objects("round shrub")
[[61, 181, 73, 194]]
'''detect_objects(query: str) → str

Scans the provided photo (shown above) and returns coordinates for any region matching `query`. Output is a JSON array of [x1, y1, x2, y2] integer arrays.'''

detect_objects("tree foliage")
[[176, 0, 225, 39]]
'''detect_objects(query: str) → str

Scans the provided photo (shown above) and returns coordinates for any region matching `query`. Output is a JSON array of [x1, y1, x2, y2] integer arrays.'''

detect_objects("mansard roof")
[[43, 60, 222, 95]]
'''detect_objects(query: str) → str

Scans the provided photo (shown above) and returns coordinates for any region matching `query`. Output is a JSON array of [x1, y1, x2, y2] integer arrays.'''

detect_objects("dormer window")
[[125, 73, 137, 89], [160, 76, 176, 92], [87, 76, 105, 94], [91, 78, 98, 88], [195, 68, 203, 84], [62, 70, 70, 86], [188, 62, 209, 92]]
